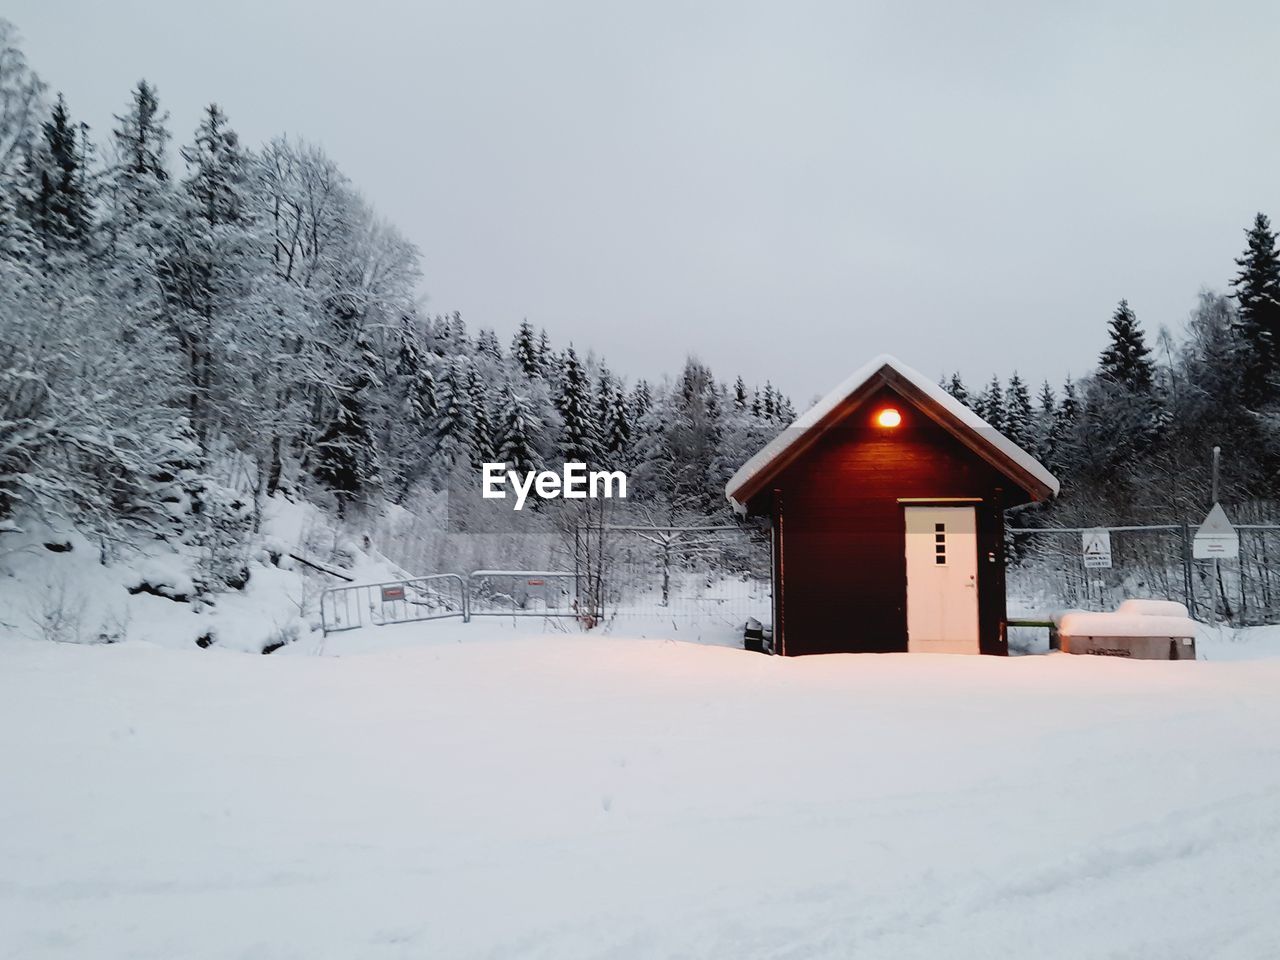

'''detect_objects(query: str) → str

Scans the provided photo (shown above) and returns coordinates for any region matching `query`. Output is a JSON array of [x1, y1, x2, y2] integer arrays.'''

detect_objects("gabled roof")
[[726, 354, 1060, 510]]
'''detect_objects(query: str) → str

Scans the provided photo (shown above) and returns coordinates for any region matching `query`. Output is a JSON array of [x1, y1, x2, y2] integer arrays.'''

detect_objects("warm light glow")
[[876, 407, 902, 428]]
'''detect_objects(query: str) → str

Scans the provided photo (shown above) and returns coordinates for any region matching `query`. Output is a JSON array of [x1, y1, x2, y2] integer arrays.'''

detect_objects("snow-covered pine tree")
[[1050, 378, 1080, 472], [664, 358, 724, 514], [468, 365, 496, 468], [448, 311, 468, 351], [162, 103, 262, 445], [595, 363, 616, 429], [1098, 299, 1154, 392], [496, 384, 543, 477], [1004, 373, 1034, 450], [312, 371, 381, 517], [511, 320, 541, 378], [944, 373, 969, 405], [603, 384, 632, 461], [536, 329, 552, 371], [24, 93, 92, 252], [631, 379, 653, 423], [408, 355, 438, 427], [555, 345, 597, 464], [131, 415, 205, 542], [774, 392, 796, 423], [423, 314, 449, 356], [180, 104, 246, 224], [762, 382, 776, 420], [733, 376, 747, 409], [1232, 212, 1280, 403], [475, 328, 503, 365], [100, 81, 179, 436], [1035, 380, 1056, 462], [975, 376, 1006, 433], [105, 80, 172, 248], [433, 357, 474, 470], [704, 381, 729, 504]]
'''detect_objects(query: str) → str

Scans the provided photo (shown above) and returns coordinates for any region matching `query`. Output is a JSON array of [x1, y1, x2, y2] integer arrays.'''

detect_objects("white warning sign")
[[1082, 528, 1112, 569], [1194, 503, 1239, 560]]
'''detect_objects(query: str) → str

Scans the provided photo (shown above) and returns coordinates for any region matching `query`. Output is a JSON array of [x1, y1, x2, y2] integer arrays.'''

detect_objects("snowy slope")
[[2, 629, 1279, 959], [0, 497, 407, 654]]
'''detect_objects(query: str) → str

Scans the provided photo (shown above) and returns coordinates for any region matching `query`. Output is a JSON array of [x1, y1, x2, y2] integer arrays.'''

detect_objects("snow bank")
[[1115, 598, 1190, 618]]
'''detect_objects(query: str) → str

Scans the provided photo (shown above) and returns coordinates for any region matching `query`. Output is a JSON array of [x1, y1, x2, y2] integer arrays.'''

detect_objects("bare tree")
[[0, 19, 45, 173]]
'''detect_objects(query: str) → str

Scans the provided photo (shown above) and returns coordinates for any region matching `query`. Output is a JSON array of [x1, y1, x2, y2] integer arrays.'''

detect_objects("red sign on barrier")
[[527, 579, 545, 586], [381, 585, 405, 602]]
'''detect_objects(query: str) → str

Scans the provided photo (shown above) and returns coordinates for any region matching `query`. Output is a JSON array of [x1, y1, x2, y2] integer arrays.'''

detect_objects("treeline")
[[944, 214, 1280, 527], [0, 20, 793, 588]]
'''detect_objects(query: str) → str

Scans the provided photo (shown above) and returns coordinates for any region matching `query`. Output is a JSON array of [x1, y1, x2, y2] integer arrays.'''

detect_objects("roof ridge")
[[726, 354, 1059, 508]]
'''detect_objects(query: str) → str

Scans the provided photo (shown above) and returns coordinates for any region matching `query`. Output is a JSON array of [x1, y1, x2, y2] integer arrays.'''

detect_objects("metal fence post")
[[1180, 520, 1195, 618]]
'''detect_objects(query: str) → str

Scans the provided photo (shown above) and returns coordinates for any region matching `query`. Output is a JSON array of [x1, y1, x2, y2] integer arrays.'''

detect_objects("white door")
[[904, 506, 980, 654]]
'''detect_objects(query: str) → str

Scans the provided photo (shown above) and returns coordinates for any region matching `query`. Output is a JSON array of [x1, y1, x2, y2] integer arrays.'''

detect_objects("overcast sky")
[[8, 1, 1279, 403]]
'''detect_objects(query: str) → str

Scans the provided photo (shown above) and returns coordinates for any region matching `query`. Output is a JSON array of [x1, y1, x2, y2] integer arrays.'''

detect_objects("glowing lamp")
[[876, 407, 902, 428]]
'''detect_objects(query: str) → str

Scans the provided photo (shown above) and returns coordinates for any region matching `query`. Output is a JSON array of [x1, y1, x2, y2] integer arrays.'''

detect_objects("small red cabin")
[[726, 355, 1058, 656]]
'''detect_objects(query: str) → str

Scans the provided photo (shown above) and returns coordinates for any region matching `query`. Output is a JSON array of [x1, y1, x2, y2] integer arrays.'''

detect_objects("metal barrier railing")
[[320, 574, 469, 635], [466, 570, 581, 619]]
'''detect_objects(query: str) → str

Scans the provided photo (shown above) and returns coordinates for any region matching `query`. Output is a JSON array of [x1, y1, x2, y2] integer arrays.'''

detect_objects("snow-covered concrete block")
[[1058, 610, 1197, 660]]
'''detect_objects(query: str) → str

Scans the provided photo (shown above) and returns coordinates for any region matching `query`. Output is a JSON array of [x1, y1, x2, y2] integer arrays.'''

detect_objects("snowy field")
[[3, 624, 1280, 959]]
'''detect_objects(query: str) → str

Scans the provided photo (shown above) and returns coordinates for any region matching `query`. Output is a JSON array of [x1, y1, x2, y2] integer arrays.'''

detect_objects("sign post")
[[1081, 528, 1112, 609], [1194, 501, 1238, 624]]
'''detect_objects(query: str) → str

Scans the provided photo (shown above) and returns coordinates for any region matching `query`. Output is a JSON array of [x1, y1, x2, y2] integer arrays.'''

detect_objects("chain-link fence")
[[1008, 521, 1280, 625], [576, 523, 772, 628]]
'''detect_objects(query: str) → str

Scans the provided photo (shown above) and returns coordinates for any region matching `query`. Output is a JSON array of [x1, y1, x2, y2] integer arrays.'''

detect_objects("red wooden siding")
[[749, 385, 1018, 656]]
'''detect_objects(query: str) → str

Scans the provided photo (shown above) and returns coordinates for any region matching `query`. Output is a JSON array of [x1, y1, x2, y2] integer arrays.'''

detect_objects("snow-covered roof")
[[726, 354, 1060, 509]]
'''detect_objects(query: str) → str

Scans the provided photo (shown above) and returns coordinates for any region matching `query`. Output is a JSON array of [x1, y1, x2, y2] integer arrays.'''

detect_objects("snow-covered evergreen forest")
[[0, 19, 799, 591], [4, 14, 1280, 620], [946, 262, 1280, 529]]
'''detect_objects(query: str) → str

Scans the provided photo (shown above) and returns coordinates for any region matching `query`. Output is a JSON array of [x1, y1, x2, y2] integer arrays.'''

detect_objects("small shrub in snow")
[[126, 581, 190, 603], [127, 559, 196, 603], [95, 607, 130, 645], [186, 482, 254, 595], [24, 577, 86, 644], [261, 621, 300, 654]]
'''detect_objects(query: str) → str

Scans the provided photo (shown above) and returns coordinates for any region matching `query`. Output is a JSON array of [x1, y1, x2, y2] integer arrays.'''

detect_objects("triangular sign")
[[1198, 503, 1234, 536], [1193, 503, 1239, 559]]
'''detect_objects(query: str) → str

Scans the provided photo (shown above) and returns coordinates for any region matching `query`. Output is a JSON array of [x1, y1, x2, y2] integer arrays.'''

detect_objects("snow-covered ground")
[[3, 622, 1280, 959]]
